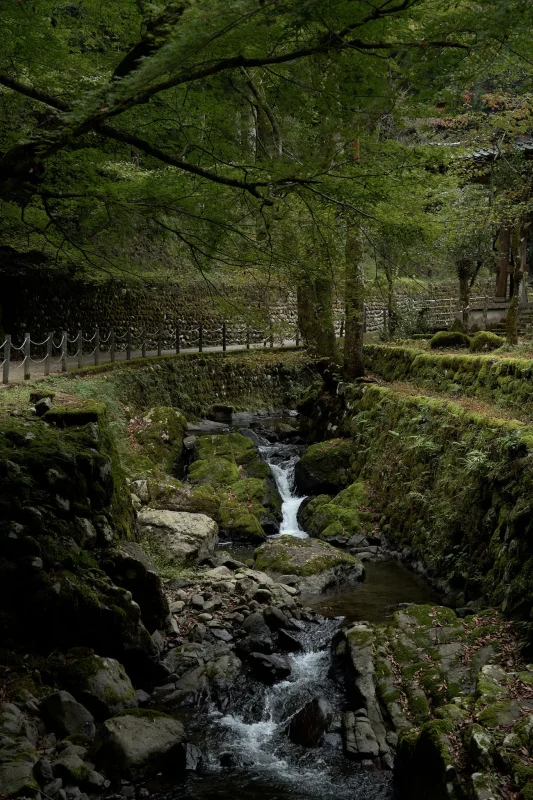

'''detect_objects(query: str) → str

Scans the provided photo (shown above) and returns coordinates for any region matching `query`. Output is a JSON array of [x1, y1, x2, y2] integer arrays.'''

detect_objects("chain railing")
[[1, 322, 303, 385]]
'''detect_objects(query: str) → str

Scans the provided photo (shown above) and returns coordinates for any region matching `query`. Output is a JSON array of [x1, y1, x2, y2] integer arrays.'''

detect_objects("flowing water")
[[165, 426, 440, 800]]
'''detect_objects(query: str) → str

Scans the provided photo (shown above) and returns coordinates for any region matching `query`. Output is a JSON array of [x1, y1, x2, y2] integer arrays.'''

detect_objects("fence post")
[[222, 322, 227, 353], [246, 327, 250, 350], [175, 325, 181, 354], [77, 330, 83, 369], [141, 336, 146, 358], [126, 328, 132, 361], [198, 324, 203, 353], [363, 309, 367, 334], [269, 329, 274, 348], [45, 333, 52, 376], [157, 331, 162, 357], [61, 331, 67, 372], [296, 329, 300, 347], [482, 296, 488, 330], [24, 333, 31, 380], [110, 330, 115, 363], [94, 326, 100, 366], [3, 335, 10, 384]]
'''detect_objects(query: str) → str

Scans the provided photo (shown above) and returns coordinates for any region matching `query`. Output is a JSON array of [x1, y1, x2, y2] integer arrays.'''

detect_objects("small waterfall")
[[260, 444, 308, 539]]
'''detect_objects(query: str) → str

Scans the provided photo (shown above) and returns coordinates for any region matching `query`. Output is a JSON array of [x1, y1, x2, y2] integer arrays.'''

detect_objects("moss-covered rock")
[[62, 654, 137, 719], [253, 535, 363, 592], [429, 331, 471, 349], [470, 331, 505, 353], [300, 482, 372, 541], [294, 438, 353, 495], [134, 406, 187, 471]]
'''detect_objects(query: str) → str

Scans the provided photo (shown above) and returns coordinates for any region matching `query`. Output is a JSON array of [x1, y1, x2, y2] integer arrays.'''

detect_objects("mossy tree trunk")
[[343, 223, 365, 380], [506, 226, 522, 345], [383, 258, 398, 338], [297, 274, 339, 361]]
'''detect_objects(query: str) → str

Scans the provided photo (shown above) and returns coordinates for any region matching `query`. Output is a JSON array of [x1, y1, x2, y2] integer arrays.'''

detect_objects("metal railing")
[[1, 323, 302, 385]]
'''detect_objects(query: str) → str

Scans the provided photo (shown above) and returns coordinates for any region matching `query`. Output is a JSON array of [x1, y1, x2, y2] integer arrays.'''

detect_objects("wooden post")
[[141, 337, 146, 358], [199, 324, 203, 352], [222, 322, 227, 353], [482, 297, 488, 330], [269, 325, 274, 348], [77, 330, 83, 369], [175, 325, 181, 354], [45, 333, 52, 376], [23, 333, 31, 380], [126, 328, 132, 361], [363, 309, 367, 334], [3, 335, 10, 384], [157, 332, 162, 357], [296, 329, 300, 347], [246, 327, 251, 350], [94, 327, 100, 366], [61, 331, 67, 373]]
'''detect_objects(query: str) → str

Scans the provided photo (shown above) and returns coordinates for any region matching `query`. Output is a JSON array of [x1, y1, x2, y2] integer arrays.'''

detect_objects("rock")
[[35, 397, 53, 416], [343, 712, 379, 760], [211, 629, 233, 642], [52, 753, 90, 785], [289, 698, 333, 747], [34, 758, 54, 784], [39, 692, 95, 741], [137, 509, 218, 565], [170, 600, 185, 613], [294, 439, 352, 495], [62, 656, 137, 719], [190, 594, 205, 609], [278, 629, 303, 652], [135, 690, 151, 705], [103, 542, 169, 632], [183, 743, 203, 771], [247, 652, 291, 684], [254, 535, 364, 593], [91, 710, 186, 781], [44, 778, 63, 796], [263, 606, 296, 632]]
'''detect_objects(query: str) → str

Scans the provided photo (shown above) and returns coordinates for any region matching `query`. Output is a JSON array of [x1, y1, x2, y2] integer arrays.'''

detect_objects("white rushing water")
[[261, 446, 308, 539]]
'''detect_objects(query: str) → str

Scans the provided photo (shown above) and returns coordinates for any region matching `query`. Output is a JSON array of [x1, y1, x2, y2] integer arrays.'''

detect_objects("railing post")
[[77, 329, 83, 369], [61, 331, 67, 372], [110, 330, 115, 363], [246, 327, 250, 350], [157, 331, 162, 357], [199, 324, 203, 353], [222, 322, 227, 353], [141, 336, 146, 358], [126, 328, 132, 361], [45, 333, 52, 376], [175, 325, 181, 354], [3, 335, 10, 385], [94, 326, 100, 366], [24, 332, 31, 380]]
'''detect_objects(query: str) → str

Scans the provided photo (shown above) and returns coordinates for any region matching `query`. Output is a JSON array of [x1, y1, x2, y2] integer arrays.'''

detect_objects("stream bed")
[[159, 418, 442, 800]]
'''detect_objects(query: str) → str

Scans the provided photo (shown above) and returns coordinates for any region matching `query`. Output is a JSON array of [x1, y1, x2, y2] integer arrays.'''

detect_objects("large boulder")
[[294, 439, 353, 495], [137, 509, 218, 565], [247, 652, 291, 685], [62, 655, 137, 719], [0, 705, 39, 798], [134, 407, 187, 471], [299, 482, 372, 543], [39, 691, 95, 740], [253, 535, 364, 593], [289, 698, 333, 747], [91, 709, 185, 781], [102, 541, 169, 632]]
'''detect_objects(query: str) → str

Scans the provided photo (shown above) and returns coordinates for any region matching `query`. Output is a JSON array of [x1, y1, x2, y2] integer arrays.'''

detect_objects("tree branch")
[[0, 73, 69, 111]]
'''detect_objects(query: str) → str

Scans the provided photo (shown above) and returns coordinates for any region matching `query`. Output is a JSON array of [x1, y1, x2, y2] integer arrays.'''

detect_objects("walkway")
[[1, 340, 300, 387]]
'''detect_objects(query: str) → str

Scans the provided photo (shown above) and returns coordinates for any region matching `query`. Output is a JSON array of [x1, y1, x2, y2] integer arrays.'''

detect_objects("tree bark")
[[297, 275, 339, 361], [343, 223, 365, 379], [506, 226, 522, 345], [496, 228, 510, 299]]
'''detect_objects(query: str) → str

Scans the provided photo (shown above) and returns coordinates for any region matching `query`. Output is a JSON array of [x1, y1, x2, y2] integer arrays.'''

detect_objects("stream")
[[163, 422, 441, 800]]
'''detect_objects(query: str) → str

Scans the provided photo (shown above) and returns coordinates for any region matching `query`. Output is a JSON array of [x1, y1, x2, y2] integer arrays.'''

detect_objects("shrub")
[[470, 331, 505, 353], [430, 331, 471, 350]]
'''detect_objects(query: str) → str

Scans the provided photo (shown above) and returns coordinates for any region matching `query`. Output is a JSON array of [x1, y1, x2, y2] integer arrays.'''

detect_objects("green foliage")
[[430, 331, 471, 350]]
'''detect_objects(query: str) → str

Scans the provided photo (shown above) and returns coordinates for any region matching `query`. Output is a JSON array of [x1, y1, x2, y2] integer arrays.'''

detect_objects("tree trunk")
[[457, 259, 470, 331], [496, 228, 510, 299], [383, 260, 397, 338], [343, 223, 365, 379], [297, 276, 339, 361], [506, 227, 522, 345]]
